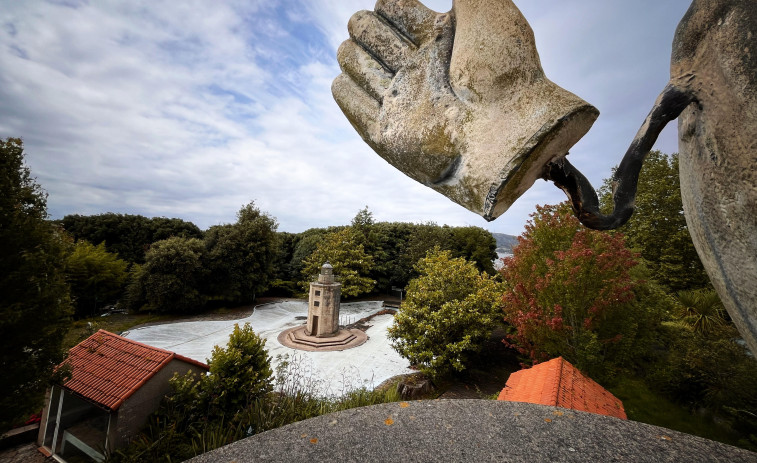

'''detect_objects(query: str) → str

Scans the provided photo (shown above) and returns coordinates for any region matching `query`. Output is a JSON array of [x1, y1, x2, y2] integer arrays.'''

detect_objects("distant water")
[[493, 251, 512, 270]]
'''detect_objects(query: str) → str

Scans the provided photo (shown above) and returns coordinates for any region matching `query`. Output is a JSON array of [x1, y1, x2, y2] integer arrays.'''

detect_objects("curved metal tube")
[[542, 82, 696, 230]]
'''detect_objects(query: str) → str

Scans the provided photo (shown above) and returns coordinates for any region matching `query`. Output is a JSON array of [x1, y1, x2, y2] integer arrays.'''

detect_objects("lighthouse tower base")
[[277, 326, 368, 352]]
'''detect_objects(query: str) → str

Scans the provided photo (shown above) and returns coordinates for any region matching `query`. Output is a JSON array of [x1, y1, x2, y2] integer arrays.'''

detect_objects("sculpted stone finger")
[[331, 73, 380, 143], [337, 40, 393, 102], [375, 0, 438, 45], [348, 10, 412, 73], [450, 0, 541, 103]]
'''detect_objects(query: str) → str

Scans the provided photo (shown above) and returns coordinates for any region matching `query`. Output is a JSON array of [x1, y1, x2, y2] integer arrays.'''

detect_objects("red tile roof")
[[61, 330, 208, 411], [498, 357, 627, 420]]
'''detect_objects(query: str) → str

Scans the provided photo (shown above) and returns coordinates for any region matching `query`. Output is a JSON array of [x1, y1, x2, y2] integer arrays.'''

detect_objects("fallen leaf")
[[400, 402, 409, 408], [310, 438, 318, 444], [385, 417, 394, 426], [553, 411, 563, 416], [544, 418, 552, 423]]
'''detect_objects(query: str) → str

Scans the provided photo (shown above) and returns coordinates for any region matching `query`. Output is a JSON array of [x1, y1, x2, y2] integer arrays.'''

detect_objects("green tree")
[[350, 205, 375, 238], [203, 202, 278, 303], [0, 138, 72, 431], [65, 240, 128, 318], [396, 222, 451, 286], [122, 263, 148, 312], [288, 227, 335, 279], [448, 226, 498, 274], [203, 323, 273, 417], [267, 231, 301, 296], [142, 237, 207, 313], [59, 213, 203, 263], [388, 248, 504, 379], [364, 221, 413, 292], [300, 228, 375, 298], [501, 203, 658, 380], [600, 151, 709, 291]]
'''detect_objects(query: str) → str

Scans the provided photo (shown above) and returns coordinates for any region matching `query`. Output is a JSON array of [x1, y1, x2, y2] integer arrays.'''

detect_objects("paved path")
[[187, 400, 756, 463]]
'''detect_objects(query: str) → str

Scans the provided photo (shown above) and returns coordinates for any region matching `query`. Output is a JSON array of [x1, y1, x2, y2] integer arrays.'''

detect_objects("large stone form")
[[307, 262, 340, 338], [672, 0, 757, 356], [332, 0, 598, 221]]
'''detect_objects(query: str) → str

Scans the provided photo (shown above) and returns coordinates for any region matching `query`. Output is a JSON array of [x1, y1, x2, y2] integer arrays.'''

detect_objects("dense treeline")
[[271, 209, 497, 297], [54, 206, 497, 314], [58, 213, 203, 263], [123, 203, 279, 313]]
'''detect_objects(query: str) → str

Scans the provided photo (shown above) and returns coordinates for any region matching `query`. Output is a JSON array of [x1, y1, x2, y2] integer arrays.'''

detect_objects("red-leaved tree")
[[501, 203, 647, 380]]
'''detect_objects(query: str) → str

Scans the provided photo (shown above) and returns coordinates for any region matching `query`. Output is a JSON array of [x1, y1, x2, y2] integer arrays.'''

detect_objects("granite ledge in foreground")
[[186, 400, 756, 463]]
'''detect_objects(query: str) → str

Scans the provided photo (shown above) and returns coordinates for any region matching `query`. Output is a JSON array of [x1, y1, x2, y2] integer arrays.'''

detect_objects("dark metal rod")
[[542, 81, 695, 230]]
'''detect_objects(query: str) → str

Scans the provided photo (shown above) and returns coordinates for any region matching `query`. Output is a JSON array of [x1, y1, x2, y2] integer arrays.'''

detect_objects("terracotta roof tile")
[[498, 357, 627, 420], [60, 330, 208, 411]]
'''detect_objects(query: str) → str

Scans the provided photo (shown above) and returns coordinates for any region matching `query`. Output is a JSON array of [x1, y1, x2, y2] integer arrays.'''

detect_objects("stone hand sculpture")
[[332, 0, 598, 221], [334, 0, 757, 357]]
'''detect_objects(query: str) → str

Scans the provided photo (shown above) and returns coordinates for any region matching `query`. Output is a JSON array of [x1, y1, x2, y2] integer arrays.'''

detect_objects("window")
[[315, 290, 321, 296], [314, 301, 320, 307], [42, 387, 109, 462]]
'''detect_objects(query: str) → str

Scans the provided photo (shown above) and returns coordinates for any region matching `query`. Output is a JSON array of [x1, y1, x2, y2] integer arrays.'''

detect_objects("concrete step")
[[288, 332, 357, 348]]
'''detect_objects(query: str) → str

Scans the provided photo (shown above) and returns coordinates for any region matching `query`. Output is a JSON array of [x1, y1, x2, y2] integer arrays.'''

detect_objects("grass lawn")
[[63, 312, 182, 350]]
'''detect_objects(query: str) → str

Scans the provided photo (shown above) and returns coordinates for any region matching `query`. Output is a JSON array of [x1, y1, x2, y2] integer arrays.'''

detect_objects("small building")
[[37, 330, 208, 462], [306, 262, 341, 337], [498, 357, 627, 420]]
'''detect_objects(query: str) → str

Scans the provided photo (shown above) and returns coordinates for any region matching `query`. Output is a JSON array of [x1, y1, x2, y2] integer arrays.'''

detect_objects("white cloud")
[[0, 0, 691, 237]]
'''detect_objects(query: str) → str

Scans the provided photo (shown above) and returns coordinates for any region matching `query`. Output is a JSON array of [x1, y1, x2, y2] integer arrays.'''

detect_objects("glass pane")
[[42, 386, 61, 449]]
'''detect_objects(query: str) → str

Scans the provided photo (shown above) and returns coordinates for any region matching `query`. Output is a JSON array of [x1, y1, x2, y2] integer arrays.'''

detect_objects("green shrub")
[[205, 323, 274, 416], [388, 248, 504, 379]]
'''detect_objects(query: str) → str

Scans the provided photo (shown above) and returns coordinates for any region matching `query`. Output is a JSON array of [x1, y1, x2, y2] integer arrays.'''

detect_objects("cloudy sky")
[[1, 0, 691, 235]]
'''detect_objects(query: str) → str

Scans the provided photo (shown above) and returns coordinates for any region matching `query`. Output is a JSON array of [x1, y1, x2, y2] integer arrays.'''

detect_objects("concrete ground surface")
[[186, 400, 757, 463], [0, 444, 49, 463], [125, 301, 414, 395]]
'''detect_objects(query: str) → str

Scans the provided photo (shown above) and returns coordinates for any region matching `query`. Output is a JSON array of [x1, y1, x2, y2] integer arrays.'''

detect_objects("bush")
[[388, 248, 504, 379], [500, 203, 660, 381], [205, 323, 274, 417]]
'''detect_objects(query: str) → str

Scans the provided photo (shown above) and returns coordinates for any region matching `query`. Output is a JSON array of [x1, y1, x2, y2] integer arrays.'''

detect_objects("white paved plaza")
[[124, 301, 413, 395]]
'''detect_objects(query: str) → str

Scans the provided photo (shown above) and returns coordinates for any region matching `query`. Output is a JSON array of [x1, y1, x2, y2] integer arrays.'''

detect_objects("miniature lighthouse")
[[278, 261, 366, 351], [306, 262, 341, 337]]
